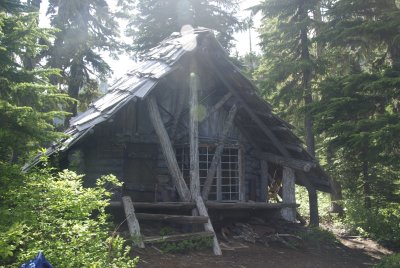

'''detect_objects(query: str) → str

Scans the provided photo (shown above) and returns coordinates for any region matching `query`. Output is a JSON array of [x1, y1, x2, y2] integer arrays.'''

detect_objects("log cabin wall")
[[66, 73, 266, 203]]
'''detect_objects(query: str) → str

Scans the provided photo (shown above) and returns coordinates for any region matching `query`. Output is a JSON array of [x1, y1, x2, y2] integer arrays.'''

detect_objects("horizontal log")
[[143, 231, 214, 244], [109, 201, 298, 210], [136, 213, 208, 224], [257, 152, 317, 172], [109, 201, 196, 210]]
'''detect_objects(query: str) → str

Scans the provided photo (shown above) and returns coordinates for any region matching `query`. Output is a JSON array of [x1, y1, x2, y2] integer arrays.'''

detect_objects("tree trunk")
[[189, 60, 200, 199], [299, 1, 315, 157], [326, 146, 344, 214], [362, 158, 371, 209]]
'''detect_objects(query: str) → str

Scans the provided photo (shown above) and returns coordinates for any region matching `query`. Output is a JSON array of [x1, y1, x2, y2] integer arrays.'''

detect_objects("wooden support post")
[[195, 196, 222, 255], [202, 104, 238, 200], [297, 174, 319, 227], [281, 167, 296, 222], [260, 160, 269, 202], [146, 95, 191, 202], [189, 60, 200, 199], [307, 183, 319, 227], [122, 196, 145, 248]]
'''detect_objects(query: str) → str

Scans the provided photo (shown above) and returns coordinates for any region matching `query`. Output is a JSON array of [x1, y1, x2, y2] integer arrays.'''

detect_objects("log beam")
[[257, 152, 316, 172], [260, 160, 269, 202], [195, 196, 222, 255], [135, 213, 209, 224], [147, 94, 191, 202], [281, 167, 296, 222], [189, 60, 200, 199], [122, 196, 145, 248], [202, 104, 238, 200]]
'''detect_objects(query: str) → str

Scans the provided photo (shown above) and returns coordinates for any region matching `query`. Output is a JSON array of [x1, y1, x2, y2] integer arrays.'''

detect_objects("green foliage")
[[296, 186, 333, 223], [159, 236, 213, 253], [343, 200, 400, 247], [45, 0, 123, 114], [0, 8, 71, 163], [298, 227, 339, 247], [0, 165, 138, 267], [126, 0, 242, 53], [375, 253, 400, 268]]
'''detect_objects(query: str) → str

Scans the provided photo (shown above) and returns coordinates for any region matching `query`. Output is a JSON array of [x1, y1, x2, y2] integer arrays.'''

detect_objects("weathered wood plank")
[[195, 196, 222, 255], [110, 200, 299, 210], [122, 196, 145, 248], [281, 168, 296, 222], [175, 92, 233, 141], [260, 160, 269, 202], [202, 104, 238, 200], [146, 94, 191, 202], [257, 152, 316, 172], [135, 213, 209, 224], [143, 231, 214, 244], [189, 60, 200, 199]]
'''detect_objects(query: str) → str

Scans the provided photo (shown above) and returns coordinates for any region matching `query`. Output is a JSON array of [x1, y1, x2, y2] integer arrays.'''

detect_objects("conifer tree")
[[0, 1, 70, 163], [126, 0, 241, 53], [46, 0, 122, 116], [312, 0, 400, 209]]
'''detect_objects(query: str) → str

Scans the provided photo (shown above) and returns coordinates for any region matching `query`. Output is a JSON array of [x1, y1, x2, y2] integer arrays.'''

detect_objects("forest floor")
[[132, 220, 394, 268]]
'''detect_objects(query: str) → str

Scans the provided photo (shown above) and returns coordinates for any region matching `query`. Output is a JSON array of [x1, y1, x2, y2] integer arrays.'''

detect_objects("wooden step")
[[143, 231, 214, 244], [136, 213, 209, 224]]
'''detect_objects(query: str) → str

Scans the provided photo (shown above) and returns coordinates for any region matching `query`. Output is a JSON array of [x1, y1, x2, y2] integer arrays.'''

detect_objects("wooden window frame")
[[176, 143, 243, 202]]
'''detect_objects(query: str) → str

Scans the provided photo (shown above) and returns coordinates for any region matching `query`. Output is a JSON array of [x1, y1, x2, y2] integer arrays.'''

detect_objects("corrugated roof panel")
[[93, 90, 131, 111], [72, 110, 102, 127], [133, 79, 157, 98]]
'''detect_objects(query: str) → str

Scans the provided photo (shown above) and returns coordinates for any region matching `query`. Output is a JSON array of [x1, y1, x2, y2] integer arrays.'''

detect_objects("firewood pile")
[[220, 219, 304, 250]]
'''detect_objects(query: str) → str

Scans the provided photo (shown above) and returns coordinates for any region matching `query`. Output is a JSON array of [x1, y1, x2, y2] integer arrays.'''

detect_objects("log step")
[[136, 213, 209, 224], [143, 231, 214, 244]]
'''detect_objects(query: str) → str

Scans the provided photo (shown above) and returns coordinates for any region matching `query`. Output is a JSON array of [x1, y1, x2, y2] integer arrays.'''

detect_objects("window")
[[176, 145, 241, 201]]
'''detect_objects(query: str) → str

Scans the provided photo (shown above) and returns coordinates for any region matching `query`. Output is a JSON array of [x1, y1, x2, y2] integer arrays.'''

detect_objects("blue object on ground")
[[21, 251, 54, 268]]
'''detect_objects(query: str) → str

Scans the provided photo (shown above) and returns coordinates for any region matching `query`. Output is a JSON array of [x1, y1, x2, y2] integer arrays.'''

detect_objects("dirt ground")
[[132, 224, 393, 268]]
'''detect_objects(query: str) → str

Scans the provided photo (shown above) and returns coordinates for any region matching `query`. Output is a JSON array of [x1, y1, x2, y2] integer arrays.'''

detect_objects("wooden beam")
[[260, 160, 269, 202], [195, 196, 222, 255], [202, 104, 238, 200], [175, 92, 233, 140], [135, 213, 209, 224], [189, 60, 200, 199], [143, 231, 214, 244], [257, 152, 316, 172], [122, 196, 145, 248], [206, 60, 291, 158], [281, 167, 296, 222], [110, 200, 299, 210], [147, 94, 191, 202]]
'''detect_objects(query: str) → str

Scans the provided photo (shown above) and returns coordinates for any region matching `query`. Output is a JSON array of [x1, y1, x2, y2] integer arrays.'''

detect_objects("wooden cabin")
[[25, 28, 332, 254]]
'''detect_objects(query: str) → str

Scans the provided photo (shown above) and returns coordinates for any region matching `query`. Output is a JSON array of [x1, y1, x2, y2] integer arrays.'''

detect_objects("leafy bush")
[[343, 199, 400, 247], [375, 253, 400, 268], [0, 164, 138, 267], [298, 227, 339, 247]]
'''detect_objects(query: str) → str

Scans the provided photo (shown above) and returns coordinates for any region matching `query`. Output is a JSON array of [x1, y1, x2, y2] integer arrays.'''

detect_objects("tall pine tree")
[[0, 1, 70, 163], [46, 0, 122, 116], [126, 0, 241, 53]]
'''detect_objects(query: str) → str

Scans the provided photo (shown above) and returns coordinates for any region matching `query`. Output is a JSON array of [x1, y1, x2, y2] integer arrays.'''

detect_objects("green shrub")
[[0, 164, 138, 267], [375, 253, 400, 268], [343, 199, 400, 247], [299, 227, 339, 247]]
